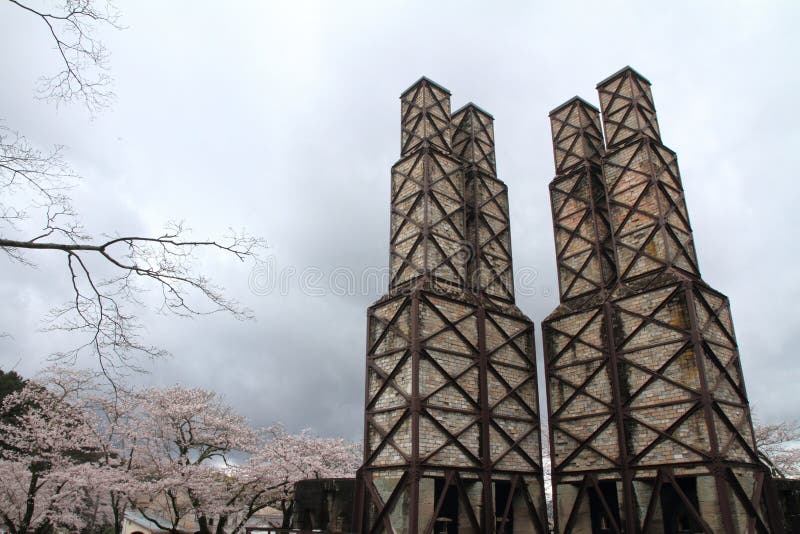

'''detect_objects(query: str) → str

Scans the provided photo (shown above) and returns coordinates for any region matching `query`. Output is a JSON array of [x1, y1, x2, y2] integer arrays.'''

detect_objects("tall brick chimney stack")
[[390, 78, 465, 293], [543, 67, 784, 534], [548, 97, 616, 303], [400, 77, 453, 157], [597, 67, 700, 284], [357, 79, 547, 534], [452, 103, 496, 174], [452, 103, 516, 306], [596, 67, 661, 148]]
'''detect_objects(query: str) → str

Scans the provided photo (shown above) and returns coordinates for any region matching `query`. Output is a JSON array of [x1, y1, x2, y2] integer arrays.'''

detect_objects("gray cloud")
[[1, 1, 798, 440]]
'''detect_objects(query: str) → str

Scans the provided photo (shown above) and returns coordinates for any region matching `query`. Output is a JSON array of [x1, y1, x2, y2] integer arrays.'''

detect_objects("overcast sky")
[[1, 1, 799, 441]]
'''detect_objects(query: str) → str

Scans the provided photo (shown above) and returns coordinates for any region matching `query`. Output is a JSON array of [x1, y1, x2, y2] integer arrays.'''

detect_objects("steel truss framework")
[[543, 67, 784, 533], [356, 78, 547, 534]]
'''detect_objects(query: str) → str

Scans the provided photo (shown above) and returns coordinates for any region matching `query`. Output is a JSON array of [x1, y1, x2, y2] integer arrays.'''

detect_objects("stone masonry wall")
[[544, 67, 771, 533], [361, 77, 546, 533]]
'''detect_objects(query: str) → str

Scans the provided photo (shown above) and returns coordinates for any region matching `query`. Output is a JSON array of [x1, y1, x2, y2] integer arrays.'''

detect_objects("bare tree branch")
[[1, 120, 265, 382], [2, 3, 266, 384], [0, 126, 83, 255], [1, 224, 265, 381], [7, 0, 122, 113]]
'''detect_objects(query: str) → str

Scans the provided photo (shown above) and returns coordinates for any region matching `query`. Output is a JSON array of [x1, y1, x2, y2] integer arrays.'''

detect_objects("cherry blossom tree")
[[16, 366, 137, 534], [0, 379, 106, 534], [84, 384, 140, 534], [754, 418, 800, 478], [124, 386, 259, 534], [122, 386, 360, 533], [1, 376, 362, 534], [224, 424, 362, 530]]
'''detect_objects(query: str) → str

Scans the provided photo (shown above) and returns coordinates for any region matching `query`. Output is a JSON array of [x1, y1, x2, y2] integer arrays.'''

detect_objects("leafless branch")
[[7, 0, 122, 113], [2, 2, 266, 384], [0, 126, 82, 245], [2, 132, 257, 371], [1, 125, 267, 381], [1, 224, 265, 381]]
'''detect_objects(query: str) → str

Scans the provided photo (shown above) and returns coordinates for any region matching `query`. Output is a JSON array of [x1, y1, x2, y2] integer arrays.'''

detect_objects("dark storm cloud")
[[1, 1, 798, 439]]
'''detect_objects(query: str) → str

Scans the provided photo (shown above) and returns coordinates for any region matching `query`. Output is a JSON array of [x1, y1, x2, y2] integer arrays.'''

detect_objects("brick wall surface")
[[360, 78, 547, 533], [544, 67, 776, 533]]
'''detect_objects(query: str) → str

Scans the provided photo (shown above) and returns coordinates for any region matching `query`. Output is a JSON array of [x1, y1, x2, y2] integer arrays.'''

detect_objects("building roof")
[[596, 65, 651, 88], [549, 95, 600, 117], [453, 102, 494, 120], [400, 76, 451, 98]]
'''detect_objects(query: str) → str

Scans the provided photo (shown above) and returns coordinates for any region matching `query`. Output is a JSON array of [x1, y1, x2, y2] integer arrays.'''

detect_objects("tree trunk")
[[196, 514, 211, 534], [2, 513, 18, 534], [188, 488, 212, 534], [111, 492, 124, 534], [281, 499, 294, 529], [20, 470, 39, 534], [215, 515, 228, 534]]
